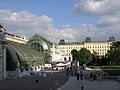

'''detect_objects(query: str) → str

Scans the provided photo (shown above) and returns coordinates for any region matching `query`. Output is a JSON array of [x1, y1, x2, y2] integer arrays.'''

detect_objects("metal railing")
[[101, 76, 120, 82]]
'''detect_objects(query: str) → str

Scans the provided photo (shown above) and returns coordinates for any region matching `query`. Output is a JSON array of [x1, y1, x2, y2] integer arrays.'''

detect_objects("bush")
[[101, 65, 120, 69], [88, 65, 120, 76], [103, 69, 120, 76]]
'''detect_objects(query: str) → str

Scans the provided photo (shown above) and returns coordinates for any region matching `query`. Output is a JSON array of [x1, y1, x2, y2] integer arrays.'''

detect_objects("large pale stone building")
[[83, 41, 112, 56], [50, 44, 63, 62], [5, 32, 28, 44], [50, 44, 72, 63], [51, 39, 113, 63], [58, 39, 112, 58]]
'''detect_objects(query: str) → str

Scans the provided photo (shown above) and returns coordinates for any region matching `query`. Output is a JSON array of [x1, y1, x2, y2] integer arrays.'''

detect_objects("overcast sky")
[[0, 0, 120, 43]]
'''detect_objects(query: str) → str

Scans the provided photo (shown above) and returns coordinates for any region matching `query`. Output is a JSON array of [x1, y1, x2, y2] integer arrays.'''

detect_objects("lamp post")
[[0, 23, 7, 80]]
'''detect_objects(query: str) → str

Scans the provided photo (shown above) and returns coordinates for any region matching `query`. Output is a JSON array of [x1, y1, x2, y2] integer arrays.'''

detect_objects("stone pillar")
[[0, 44, 3, 80], [0, 24, 7, 81], [0, 43, 6, 80]]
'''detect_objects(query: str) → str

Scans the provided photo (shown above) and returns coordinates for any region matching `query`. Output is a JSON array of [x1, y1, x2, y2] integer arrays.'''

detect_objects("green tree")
[[71, 49, 79, 61], [112, 41, 120, 48], [91, 51, 98, 65], [79, 48, 91, 65], [97, 56, 108, 66], [106, 41, 120, 65], [107, 48, 120, 65]]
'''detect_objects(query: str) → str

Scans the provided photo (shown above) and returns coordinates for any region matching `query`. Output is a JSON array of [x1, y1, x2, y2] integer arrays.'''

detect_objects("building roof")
[[27, 34, 52, 50], [7, 41, 44, 68], [59, 41, 112, 45]]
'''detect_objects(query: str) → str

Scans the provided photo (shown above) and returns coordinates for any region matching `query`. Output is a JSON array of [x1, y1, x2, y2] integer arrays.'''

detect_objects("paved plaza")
[[0, 71, 69, 90], [0, 71, 120, 90], [58, 77, 120, 90]]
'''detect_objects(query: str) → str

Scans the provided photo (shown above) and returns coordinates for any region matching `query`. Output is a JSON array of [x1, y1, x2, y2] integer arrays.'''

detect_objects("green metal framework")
[[6, 34, 53, 71], [27, 34, 53, 64], [6, 41, 44, 70]]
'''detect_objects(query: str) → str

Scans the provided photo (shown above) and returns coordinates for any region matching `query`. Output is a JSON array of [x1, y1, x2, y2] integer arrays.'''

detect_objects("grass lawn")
[[88, 65, 120, 76], [103, 69, 120, 76]]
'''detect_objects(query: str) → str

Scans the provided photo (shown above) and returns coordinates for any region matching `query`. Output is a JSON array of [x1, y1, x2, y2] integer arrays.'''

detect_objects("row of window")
[[64, 52, 106, 56], [59, 46, 83, 49], [60, 49, 108, 53], [60, 48, 109, 56], [59, 46, 110, 50], [85, 46, 110, 48]]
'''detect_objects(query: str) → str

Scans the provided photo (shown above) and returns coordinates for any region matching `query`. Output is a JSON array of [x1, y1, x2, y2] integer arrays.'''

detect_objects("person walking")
[[90, 72, 93, 80], [80, 71, 83, 80], [77, 70, 80, 80], [93, 73, 97, 80], [76, 66, 81, 80], [66, 67, 69, 76]]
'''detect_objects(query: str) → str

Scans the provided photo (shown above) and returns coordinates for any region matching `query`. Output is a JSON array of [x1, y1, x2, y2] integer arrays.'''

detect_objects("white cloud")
[[73, 0, 120, 16], [97, 15, 120, 27], [0, 9, 120, 44], [0, 9, 75, 43], [71, 0, 120, 41]]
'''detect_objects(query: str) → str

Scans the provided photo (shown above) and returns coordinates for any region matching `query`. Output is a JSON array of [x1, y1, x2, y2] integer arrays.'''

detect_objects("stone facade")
[[0, 45, 6, 80], [0, 30, 7, 80], [51, 44, 72, 63], [58, 41, 112, 56]]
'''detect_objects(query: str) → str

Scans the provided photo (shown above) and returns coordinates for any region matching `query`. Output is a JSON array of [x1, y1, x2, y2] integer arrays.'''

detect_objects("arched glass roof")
[[28, 35, 48, 50], [27, 34, 53, 64], [7, 41, 44, 68], [27, 34, 52, 50]]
